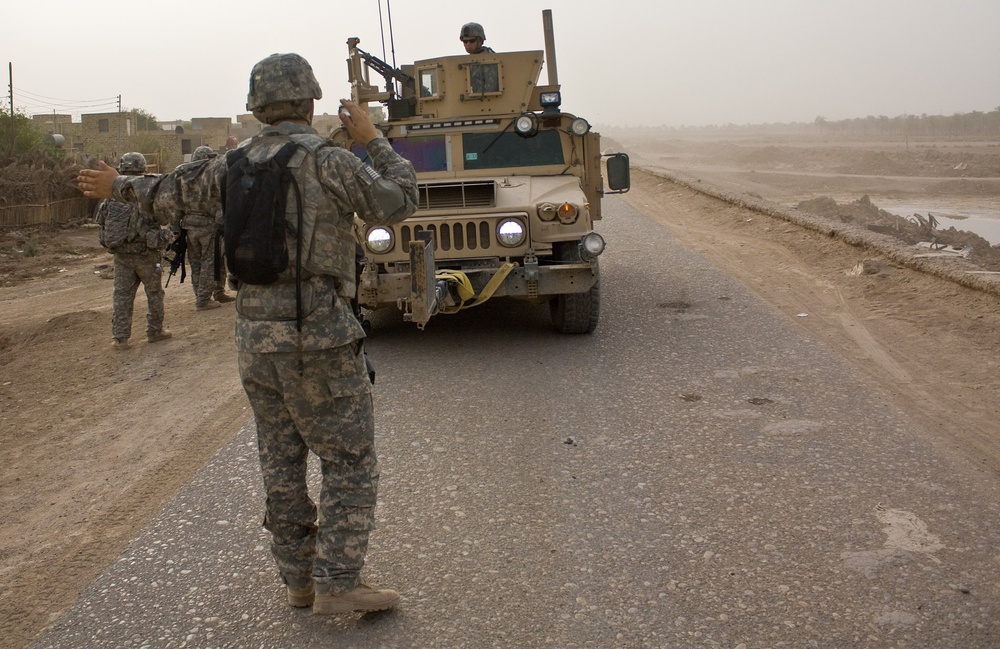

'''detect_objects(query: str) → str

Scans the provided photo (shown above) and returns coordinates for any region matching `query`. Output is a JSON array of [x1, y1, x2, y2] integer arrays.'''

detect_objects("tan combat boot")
[[287, 583, 315, 608], [196, 301, 221, 311], [313, 582, 400, 615], [147, 329, 173, 343], [111, 338, 129, 350]]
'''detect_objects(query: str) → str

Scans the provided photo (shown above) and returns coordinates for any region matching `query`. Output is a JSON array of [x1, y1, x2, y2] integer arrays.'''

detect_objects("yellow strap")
[[435, 269, 475, 302], [435, 262, 517, 314]]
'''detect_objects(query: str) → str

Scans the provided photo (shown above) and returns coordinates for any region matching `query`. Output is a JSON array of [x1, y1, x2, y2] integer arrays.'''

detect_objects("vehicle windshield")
[[462, 131, 564, 170], [351, 130, 565, 173], [352, 136, 448, 173]]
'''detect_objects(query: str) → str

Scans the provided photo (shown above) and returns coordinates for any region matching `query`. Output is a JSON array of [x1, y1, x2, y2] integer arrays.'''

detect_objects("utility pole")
[[116, 94, 122, 157], [8, 62, 14, 155]]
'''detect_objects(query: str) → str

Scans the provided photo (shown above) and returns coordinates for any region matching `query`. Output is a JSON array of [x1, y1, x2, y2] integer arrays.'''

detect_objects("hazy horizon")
[[4, 0, 998, 129]]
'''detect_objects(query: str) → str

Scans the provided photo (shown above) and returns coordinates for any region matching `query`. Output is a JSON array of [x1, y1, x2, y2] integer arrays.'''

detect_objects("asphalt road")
[[34, 199, 1000, 648]]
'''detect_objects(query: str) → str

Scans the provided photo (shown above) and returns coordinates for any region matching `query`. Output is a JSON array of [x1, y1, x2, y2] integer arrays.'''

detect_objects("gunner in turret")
[[460, 22, 494, 54]]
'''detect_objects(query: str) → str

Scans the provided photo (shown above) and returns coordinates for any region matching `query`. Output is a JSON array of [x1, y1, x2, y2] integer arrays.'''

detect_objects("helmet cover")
[[246, 53, 323, 111], [118, 151, 147, 174]]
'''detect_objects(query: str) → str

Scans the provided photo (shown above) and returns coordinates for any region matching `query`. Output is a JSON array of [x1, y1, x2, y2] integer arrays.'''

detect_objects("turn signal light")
[[557, 202, 578, 224]]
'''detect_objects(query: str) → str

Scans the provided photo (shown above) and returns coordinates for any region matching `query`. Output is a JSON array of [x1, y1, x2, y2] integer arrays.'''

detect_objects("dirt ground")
[[2, 136, 1000, 648]]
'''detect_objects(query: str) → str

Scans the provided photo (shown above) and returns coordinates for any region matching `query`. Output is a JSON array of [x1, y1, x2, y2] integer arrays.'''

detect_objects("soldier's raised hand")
[[77, 162, 119, 199], [338, 99, 381, 147]]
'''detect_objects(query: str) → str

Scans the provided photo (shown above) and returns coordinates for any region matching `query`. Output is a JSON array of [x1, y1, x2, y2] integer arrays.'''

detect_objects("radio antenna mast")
[[377, 0, 400, 95], [387, 0, 397, 70], [378, 0, 388, 62]]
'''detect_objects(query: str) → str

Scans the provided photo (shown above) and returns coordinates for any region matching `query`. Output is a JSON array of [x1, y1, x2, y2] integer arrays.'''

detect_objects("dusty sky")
[[4, 0, 998, 128]]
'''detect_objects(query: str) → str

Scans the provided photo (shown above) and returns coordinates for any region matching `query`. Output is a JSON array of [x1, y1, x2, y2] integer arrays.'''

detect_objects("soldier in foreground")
[[173, 145, 234, 311], [78, 53, 419, 614], [94, 152, 173, 349]]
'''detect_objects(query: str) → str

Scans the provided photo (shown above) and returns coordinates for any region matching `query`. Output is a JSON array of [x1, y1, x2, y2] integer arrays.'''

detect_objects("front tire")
[[550, 257, 600, 334]]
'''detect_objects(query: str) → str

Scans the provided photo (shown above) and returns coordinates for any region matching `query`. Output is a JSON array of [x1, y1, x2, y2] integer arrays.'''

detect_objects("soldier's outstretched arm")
[[79, 157, 226, 222]]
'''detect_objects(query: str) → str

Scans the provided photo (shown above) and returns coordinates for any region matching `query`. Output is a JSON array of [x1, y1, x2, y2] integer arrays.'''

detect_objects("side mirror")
[[605, 153, 630, 194]]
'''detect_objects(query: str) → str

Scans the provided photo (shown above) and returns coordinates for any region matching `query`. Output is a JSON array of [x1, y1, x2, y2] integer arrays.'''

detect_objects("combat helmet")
[[246, 53, 323, 112], [118, 152, 147, 175], [192, 145, 217, 161], [460, 22, 486, 41]]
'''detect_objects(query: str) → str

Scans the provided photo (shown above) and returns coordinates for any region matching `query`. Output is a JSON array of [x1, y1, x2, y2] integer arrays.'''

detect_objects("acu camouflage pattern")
[[460, 22, 486, 40], [118, 151, 147, 174], [184, 222, 225, 306], [94, 198, 172, 339], [246, 53, 323, 111], [170, 150, 227, 304], [110, 119, 417, 594], [192, 145, 217, 161], [111, 248, 165, 340], [240, 343, 377, 593], [96, 199, 146, 252]]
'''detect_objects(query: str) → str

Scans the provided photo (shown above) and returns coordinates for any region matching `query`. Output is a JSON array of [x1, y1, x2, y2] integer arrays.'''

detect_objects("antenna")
[[387, 0, 397, 70], [378, 0, 387, 62], [376, 0, 401, 98]]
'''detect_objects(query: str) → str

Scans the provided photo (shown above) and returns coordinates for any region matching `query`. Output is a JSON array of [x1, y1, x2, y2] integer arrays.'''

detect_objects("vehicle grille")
[[401, 220, 497, 253], [417, 181, 496, 210]]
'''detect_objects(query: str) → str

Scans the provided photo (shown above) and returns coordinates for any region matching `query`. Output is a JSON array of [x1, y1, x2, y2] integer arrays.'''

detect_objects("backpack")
[[97, 200, 143, 251], [223, 141, 303, 285]]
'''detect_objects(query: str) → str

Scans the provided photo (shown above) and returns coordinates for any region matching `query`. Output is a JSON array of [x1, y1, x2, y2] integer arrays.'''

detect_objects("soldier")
[[173, 145, 234, 311], [460, 22, 494, 54], [94, 152, 173, 349], [78, 53, 418, 615]]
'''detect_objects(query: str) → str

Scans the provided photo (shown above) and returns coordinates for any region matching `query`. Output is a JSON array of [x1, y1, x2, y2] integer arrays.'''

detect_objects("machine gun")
[[346, 38, 417, 119]]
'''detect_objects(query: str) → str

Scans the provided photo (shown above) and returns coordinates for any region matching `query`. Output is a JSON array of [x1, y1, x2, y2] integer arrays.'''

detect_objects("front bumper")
[[358, 240, 599, 327]]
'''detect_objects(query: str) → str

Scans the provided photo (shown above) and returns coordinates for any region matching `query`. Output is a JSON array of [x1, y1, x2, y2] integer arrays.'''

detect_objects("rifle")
[[164, 229, 188, 287]]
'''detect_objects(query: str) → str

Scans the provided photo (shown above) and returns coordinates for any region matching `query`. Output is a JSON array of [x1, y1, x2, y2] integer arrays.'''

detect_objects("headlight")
[[580, 232, 606, 259], [366, 226, 394, 253], [537, 202, 558, 221], [514, 113, 538, 137], [570, 118, 591, 136], [497, 218, 526, 247], [557, 202, 579, 224]]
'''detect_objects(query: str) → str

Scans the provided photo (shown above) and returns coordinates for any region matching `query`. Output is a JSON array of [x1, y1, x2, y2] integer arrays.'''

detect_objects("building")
[[31, 111, 264, 171]]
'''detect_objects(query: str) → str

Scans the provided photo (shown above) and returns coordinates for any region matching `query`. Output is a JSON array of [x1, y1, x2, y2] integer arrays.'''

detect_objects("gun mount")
[[347, 38, 417, 120]]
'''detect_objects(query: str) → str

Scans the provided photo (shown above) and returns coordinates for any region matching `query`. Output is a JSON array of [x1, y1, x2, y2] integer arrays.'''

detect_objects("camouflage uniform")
[[174, 146, 230, 308], [110, 119, 418, 597], [95, 198, 172, 341], [177, 209, 226, 307]]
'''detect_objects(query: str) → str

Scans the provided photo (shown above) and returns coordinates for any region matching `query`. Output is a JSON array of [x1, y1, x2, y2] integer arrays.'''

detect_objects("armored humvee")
[[330, 10, 630, 333]]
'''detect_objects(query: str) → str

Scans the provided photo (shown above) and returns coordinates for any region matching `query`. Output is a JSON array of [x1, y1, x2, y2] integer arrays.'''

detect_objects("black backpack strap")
[[268, 143, 304, 332]]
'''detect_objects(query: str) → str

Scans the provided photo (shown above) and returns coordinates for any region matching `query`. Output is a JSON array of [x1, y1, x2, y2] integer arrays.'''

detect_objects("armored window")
[[462, 130, 564, 170], [419, 68, 439, 99], [467, 62, 501, 96], [352, 135, 450, 173]]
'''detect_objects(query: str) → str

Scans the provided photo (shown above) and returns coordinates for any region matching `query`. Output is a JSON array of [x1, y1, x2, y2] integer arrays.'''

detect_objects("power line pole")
[[8, 62, 14, 155], [117, 94, 121, 156]]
